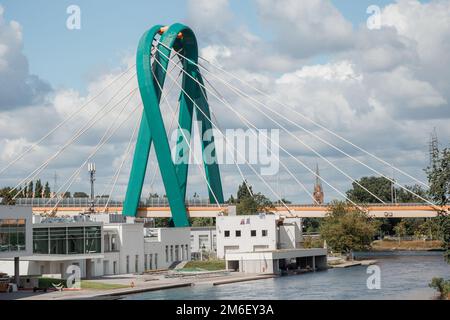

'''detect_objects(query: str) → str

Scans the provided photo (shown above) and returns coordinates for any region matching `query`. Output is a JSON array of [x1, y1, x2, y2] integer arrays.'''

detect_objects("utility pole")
[[88, 162, 96, 213], [390, 166, 397, 204]]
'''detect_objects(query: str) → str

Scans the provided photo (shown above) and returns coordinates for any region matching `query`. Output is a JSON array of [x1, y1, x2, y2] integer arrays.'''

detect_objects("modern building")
[[190, 226, 216, 259], [216, 214, 327, 274], [0, 206, 33, 284], [0, 213, 191, 280]]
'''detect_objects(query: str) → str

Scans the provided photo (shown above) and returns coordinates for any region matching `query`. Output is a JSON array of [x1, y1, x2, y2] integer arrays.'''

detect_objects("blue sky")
[[1, 0, 412, 93]]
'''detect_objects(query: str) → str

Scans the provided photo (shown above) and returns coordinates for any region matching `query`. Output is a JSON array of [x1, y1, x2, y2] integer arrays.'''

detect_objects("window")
[[224, 230, 230, 237], [111, 235, 117, 251], [170, 245, 174, 262], [50, 228, 67, 254], [126, 255, 130, 273], [199, 235, 209, 251], [262, 230, 268, 237], [144, 254, 148, 270], [33, 228, 49, 254], [85, 226, 101, 254], [149, 254, 153, 270], [251, 230, 256, 237], [1, 219, 26, 253], [235, 230, 241, 237], [155, 253, 158, 269], [165, 245, 169, 262], [67, 227, 84, 254], [135, 255, 139, 273], [175, 245, 179, 261]]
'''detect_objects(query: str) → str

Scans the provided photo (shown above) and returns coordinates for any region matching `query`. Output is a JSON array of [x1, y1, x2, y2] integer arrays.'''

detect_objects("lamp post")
[[88, 163, 96, 213]]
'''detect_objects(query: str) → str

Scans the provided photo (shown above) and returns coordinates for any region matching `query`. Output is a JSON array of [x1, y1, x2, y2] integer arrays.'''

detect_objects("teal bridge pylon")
[[122, 23, 224, 227]]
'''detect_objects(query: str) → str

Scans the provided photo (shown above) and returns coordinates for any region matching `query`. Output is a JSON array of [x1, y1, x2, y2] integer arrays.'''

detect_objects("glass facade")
[[33, 225, 101, 255], [0, 219, 26, 252]]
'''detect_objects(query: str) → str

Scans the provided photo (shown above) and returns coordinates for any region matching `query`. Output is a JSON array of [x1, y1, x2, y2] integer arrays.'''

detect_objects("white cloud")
[[0, 5, 51, 110], [255, 0, 354, 58]]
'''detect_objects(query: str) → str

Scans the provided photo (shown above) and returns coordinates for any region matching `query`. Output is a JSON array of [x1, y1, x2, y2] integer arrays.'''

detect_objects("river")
[[122, 251, 450, 300]]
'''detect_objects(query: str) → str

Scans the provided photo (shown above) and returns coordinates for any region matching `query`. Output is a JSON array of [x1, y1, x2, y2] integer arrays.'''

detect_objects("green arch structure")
[[122, 23, 224, 227]]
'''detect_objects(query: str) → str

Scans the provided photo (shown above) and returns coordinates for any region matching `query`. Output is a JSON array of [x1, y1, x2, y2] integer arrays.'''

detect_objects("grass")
[[38, 277, 128, 290], [80, 281, 129, 290], [183, 260, 226, 271]]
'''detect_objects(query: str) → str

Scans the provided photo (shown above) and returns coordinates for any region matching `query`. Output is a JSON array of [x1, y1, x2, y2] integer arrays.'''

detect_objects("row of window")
[[144, 253, 158, 270], [165, 244, 189, 263], [224, 229, 268, 238], [33, 226, 101, 255], [0, 219, 26, 252]]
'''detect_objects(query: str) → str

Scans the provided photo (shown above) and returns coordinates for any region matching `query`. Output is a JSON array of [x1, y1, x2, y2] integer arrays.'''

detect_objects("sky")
[[0, 0, 449, 203]]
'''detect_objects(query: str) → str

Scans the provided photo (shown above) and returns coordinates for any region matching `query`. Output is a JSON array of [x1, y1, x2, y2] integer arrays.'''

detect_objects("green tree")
[[44, 182, 51, 198], [426, 147, 450, 263], [190, 218, 215, 227], [0, 187, 16, 205], [63, 191, 71, 198], [34, 179, 43, 198], [429, 277, 450, 300], [346, 176, 392, 203], [73, 192, 89, 198], [231, 181, 274, 215], [393, 220, 407, 241], [237, 180, 253, 201], [320, 201, 380, 258], [27, 181, 34, 198]]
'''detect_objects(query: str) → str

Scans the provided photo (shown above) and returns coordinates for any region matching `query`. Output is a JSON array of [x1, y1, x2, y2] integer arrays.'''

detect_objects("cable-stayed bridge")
[[2, 24, 447, 224]]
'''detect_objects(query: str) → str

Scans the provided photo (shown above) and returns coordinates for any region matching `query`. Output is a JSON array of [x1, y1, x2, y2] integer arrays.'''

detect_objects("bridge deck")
[[26, 204, 450, 218]]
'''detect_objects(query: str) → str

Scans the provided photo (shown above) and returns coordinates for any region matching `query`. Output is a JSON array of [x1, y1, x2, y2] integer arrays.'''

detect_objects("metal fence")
[[14, 198, 433, 208]]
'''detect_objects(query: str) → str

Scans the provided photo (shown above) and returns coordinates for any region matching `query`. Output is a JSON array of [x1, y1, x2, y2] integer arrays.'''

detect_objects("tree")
[[230, 180, 274, 215], [393, 220, 407, 241], [396, 184, 427, 203], [63, 191, 71, 198], [0, 187, 15, 205], [320, 201, 380, 258], [34, 179, 43, 198], [426, 147, 450, 263], [27, 181, 34, 198], [346, 176, 392, 203], [190, 218, 215, 227], [429, 277, 450, 300], [237, 192, 274, 215], [237, 180, 253, 201], [73, 192, 89, 198], [44, 182, 51, 198]]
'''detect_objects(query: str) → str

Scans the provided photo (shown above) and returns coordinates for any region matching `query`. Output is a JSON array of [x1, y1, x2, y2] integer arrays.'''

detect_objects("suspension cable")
[[0, 65, 136, 177], [155, 41, 435, 208], [152, 53, 292, 213], [195, 53, 430, 189]]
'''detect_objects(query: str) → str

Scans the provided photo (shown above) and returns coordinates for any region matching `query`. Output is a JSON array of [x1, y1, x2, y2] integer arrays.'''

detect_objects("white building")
[[0, 206, 33, 284], [0, 213, 191, 280], [190, 226, 216, 259], [216, 214, 327, 274]]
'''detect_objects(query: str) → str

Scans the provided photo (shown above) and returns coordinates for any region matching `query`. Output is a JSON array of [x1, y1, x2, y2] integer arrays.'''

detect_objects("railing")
[[15, 198, 442, 209]]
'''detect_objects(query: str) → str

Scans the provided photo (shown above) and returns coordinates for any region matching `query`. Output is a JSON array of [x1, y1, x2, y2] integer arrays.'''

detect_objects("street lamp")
[[87, 162, 96, 213]]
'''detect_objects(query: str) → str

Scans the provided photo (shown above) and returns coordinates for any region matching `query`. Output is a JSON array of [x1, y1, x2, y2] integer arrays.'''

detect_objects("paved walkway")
[[0, 272, 275, 300]]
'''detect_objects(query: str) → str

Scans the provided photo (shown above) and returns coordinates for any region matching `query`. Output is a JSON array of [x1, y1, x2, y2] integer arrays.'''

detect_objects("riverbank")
[[0, 271, 276, 300], [371, 239, 443, 251]]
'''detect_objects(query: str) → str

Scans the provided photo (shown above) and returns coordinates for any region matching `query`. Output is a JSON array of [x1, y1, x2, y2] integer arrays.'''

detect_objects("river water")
[[123, 251, 450, 300]]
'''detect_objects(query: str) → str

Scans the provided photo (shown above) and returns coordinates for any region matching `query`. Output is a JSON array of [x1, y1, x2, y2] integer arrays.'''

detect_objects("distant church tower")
[[313, 164, 324, 204]]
